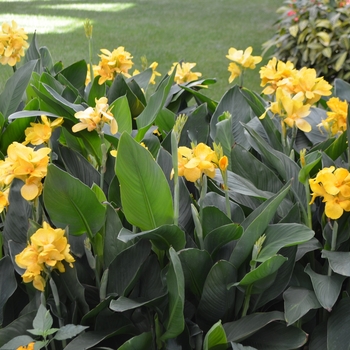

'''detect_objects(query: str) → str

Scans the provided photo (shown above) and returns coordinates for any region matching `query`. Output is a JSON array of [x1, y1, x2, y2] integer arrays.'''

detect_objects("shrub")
[[263, 0, 350, 82]]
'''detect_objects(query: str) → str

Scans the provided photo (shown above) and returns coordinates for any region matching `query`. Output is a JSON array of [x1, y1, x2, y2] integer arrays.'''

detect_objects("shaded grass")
[[0, 0, 281, 100]]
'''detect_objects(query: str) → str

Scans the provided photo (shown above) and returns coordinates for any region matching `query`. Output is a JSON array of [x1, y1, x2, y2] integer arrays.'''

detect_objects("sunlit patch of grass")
[[0, 14, 82, 34], [39, 3, 135, 12]]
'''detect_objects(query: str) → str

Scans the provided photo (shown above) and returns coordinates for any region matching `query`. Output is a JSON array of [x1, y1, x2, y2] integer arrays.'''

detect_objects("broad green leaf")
[[110, 95, 132, 134], [0, 256, 17, 326], [32, 305, 53, 333], [230, 343, 257, 350], [334, 78, 350, 103], [210, 85, 251, 149], [54, 324, 89, 341], [107, 240, 151, 296], [235, 255, 287, 287], [202, 206, 232, 237], [242, 322, 307, 349], [215, 117, 233, 168], [135, 69, 175, 141], [178, 248, 213, 300], [118, 332, 152, 350], [109, 293, 165, 313], [0, 336, 35, 350], [127, 67, 153, 91], [283, 286, 321, 325], [59, 59, 87, 93], [160, 247, 185, 341], [115, 132, 173, 230], [256, 223, 314, 262], [321, 250, 350, 276], [223, 311, 285, 342], [118, 225, 186, 251], [0, 59, 37, 118], [43, 164, 106, 235], [304, 264, 345, 311], [298, 151, 322, 184], [327, 298, 350, 350], [309, 322, 327, 350], [197, 261, 236, 331], [203, 320, 227, 350], [204, 223, 243, 256], [87, 75, 106, 106], [8, 110, 61, 121], [229, 182, 291, 269], [180, 85, 218, 113]]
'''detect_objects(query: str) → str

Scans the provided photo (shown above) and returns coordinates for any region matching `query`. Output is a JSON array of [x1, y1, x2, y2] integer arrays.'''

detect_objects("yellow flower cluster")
[[17, 342, 34, 350], [174, 143, 228, 183], [226, 46, 262, 83], [309, 166, 350, 220], [96, 47, 134, 84], [168, 62, 202, 84], [0, 142, 51, 201], [0, 20, 29, 66], [259, 57, 332, 132], [319, 97, 348, 136], [23, 115, 64, 146], [72, 97, 118, 135], [15, 222, 75, 291]]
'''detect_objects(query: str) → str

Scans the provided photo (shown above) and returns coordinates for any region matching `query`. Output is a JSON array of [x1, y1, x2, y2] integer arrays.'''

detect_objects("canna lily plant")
[[1, 19, 350, 350]]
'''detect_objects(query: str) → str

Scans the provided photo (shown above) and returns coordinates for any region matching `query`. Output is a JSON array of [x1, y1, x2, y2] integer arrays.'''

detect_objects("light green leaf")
[[160, 247, 185, 341], [203, 320, 227, 350], [32, 305, 53, 333], [256, 223, 314, 262], [115, 132, 173, 230], [283, 287, 321, 325], [110, 95, 132, 134], [43, 164, 106, 235], [305, 264, 345, 311], [0, 336, 35, 350], [235, 255, 287, 287]]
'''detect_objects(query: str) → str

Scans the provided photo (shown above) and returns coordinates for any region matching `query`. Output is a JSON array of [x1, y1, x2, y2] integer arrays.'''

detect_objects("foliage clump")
[[263, 0, 350, 82]]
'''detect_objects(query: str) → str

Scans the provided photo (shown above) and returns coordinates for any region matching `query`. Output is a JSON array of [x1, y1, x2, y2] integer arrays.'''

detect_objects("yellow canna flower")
[[309, 166, 350, 220], [0, 20, 29, 67], [72, 97, 118, 135], [15, 222, 75, 291], [0, 188, 9, 213], [219, 156, 229, 171], [228, 62, 241, 83], [23, 115, 64, 146], [319, 97, 348, 136], [169, 62, 202, 84], [17, 342, 35, 350], [97, 47, 134, 84], [149, 61, 161, 85]]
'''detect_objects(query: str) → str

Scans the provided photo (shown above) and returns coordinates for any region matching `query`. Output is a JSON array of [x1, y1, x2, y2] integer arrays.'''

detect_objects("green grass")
[[0, 0, 281, 100]]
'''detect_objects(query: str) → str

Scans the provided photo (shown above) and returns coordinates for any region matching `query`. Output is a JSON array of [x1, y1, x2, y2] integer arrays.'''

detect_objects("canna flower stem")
[[327, 220, 338, 277], [288, 124, 298, 158], [171, 131, 179, 226], [99, 133, 107, 191], [49, 278, 67, 348], [12, 64, 16, 73]]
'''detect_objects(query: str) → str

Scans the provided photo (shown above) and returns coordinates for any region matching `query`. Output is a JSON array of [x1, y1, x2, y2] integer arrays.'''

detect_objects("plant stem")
[[288, 124, 298, 157], [99, 133, 107, 191], [242, 284, 253, 317], [171, 131, 179, 226], [303, 179, 313, 229]]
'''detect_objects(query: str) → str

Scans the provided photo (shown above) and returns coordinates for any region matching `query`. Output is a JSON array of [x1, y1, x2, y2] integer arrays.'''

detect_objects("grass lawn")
[[0, 0, 281, 100]]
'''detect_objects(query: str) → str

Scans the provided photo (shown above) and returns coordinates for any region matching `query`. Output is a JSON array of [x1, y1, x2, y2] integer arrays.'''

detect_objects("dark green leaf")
[[203, 321, 227, 350], [54, 324, 88, 340], [117, 332, 152, 350], [321, 250, 350, 276], [110, 96, 132, 135]]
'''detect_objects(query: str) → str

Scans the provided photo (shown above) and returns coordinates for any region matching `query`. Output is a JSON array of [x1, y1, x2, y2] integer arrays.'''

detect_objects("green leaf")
[[223, 311, 285, 343], [117, 332, 153, 350], [304, 264, 346, 311], [54, 324, 89, 341], [115, 132, 173, 230], [327, 298, 350, 349], [283, 287, 321, 325], [229, 182, 291, 269], [197, 260, 236, 330], [87, 75, 106, 106], [178, 248, 213, 300], [118, 225, 186, 251], [32, 305, 53, 333], [43, 164, 106, 235], [230, 343, 257, 350], [135, 68, 175, 141], [127, 67, 153, 91], [235, 255, 287, 287], [321, 250, 350, 276], [110, 95, 132, 134], [0, 256, 17, 326], [160, 247, 185, 341], [0, 336, 35, 350], [59, 59, 87, 93], [0, 59, 37, 118], [203, 320, 228, 350], [256, 223, 314, 262], [242, 322, 307, 349]]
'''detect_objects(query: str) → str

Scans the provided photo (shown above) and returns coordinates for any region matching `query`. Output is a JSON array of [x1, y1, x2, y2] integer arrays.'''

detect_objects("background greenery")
[[0, 0, 281, 100]]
